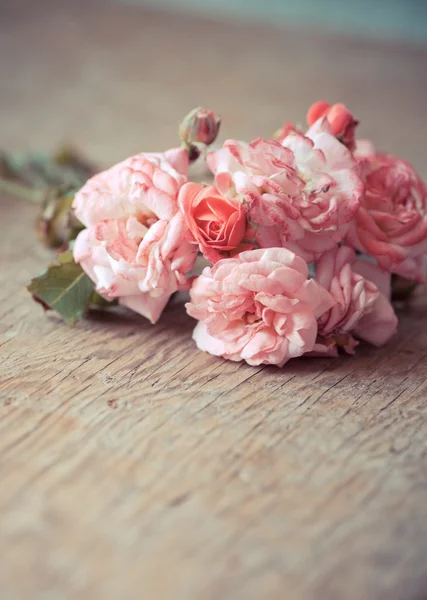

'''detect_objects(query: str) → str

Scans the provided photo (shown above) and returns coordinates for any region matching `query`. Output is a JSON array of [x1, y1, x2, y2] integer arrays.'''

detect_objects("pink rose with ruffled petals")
[[178, 182, 249, 263], [346, 153, 427, 281], [314, 246, 397, 356], [73, 148, 189, 227], [207, 135, 362, 262], [207, 138, 308, 250], [73, 149, 197, 323], [186, 248, 335, 367], [280, 130, 363, 261], [74, 212, 197, 324]]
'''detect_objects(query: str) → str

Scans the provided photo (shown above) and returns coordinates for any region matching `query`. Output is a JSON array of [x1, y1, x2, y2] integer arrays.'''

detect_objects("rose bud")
[[179, 107, 221, 152], [37, 187, 83, 248], [306, 101, 359, 151], [306, 100, 331, 125]]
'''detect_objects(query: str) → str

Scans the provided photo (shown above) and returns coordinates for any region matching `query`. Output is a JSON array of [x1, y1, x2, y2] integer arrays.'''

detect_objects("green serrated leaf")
[[27, 260, 94, 324]]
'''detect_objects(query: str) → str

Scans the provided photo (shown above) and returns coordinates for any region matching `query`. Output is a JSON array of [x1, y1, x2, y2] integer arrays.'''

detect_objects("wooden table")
[[1, 1, 427, 598]]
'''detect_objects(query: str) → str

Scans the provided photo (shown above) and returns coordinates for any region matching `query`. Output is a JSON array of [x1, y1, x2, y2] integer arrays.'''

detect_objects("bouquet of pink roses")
[[28, 103, 427, 367]]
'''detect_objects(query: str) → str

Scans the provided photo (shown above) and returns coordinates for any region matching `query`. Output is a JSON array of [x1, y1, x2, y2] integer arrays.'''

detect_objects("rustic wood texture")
[[1, 1, 427, 599]]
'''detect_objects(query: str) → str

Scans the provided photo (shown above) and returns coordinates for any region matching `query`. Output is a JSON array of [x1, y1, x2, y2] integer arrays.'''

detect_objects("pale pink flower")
[[207, 137, 306, 249], [74, 212, 197, 324], [281, 130, 363, 260], [346, 153, 427, 281], [313, 246, 398, 356], [73, 148, 189, 227], [186, 248, 335, 367], [73, 149, 197, 323], [207, 134, 362, 262]]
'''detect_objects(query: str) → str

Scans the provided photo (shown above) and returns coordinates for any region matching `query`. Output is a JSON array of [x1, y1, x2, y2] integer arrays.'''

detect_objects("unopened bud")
[[307, 101, 358, 151], [306, 101, 331, 126], [179, 107, 221, 148], [37, 186, 83, 248]]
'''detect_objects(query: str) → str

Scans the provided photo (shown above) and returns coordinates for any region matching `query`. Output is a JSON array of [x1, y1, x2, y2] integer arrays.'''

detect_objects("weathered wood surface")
[[1, 1, 427, 599]]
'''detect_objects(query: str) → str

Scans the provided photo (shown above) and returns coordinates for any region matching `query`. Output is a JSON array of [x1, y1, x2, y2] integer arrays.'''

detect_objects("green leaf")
[[27, 257, 95, 324]]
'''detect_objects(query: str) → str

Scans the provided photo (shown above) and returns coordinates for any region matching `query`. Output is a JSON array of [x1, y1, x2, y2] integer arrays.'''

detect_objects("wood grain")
[[1, 2, 427, 599]]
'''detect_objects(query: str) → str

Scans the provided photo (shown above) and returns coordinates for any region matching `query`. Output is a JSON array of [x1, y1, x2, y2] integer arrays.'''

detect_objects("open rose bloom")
[[207, 131, 363, 263], [73, 149, 197, 323], [65, 103, 426, 367], [187, 248, 335, 367], [346, 154, 427, 281], [313, 246, 397, 356]]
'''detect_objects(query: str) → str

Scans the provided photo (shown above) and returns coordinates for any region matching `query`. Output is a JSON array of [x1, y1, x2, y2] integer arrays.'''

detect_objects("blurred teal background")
[[120, 0, 427, 41]]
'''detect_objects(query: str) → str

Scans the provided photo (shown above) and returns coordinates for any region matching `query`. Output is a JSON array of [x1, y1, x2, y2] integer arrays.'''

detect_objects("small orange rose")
[[178, 182, 247, 263]]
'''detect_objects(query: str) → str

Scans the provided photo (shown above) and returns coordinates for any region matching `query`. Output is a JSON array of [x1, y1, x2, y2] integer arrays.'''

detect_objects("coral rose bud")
[[306, 101, 331, 126], [179, 107, 221, 148], [306, 101, 358, 150]]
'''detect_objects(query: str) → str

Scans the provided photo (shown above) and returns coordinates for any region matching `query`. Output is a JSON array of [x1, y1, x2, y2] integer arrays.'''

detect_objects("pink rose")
[[186, 248, 335, 367], [178, 182, 248, 263], [314, 246, 398, 356], [73, 148, 189, 227], [73, 150, 197, 323], [281, 130, 363, 260], [207, 138, 308, 254], [346, 153, 427, 281], [207, 135, 362, 262]]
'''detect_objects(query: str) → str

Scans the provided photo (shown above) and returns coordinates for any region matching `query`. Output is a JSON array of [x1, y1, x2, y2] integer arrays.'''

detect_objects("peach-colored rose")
[[306, 101, 359, 150], [207, 135, 363, 262], [73, 150, 197, 323], [313, 246, 398, 356], [186, 248, 335, 367], [73, 148, 189, 227], [346, 153, 427, 281], [178, 182, 248, 263]]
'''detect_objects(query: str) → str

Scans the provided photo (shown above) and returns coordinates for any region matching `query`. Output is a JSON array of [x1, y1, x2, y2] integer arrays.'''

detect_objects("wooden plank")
[[0, 2, 426, 599]]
